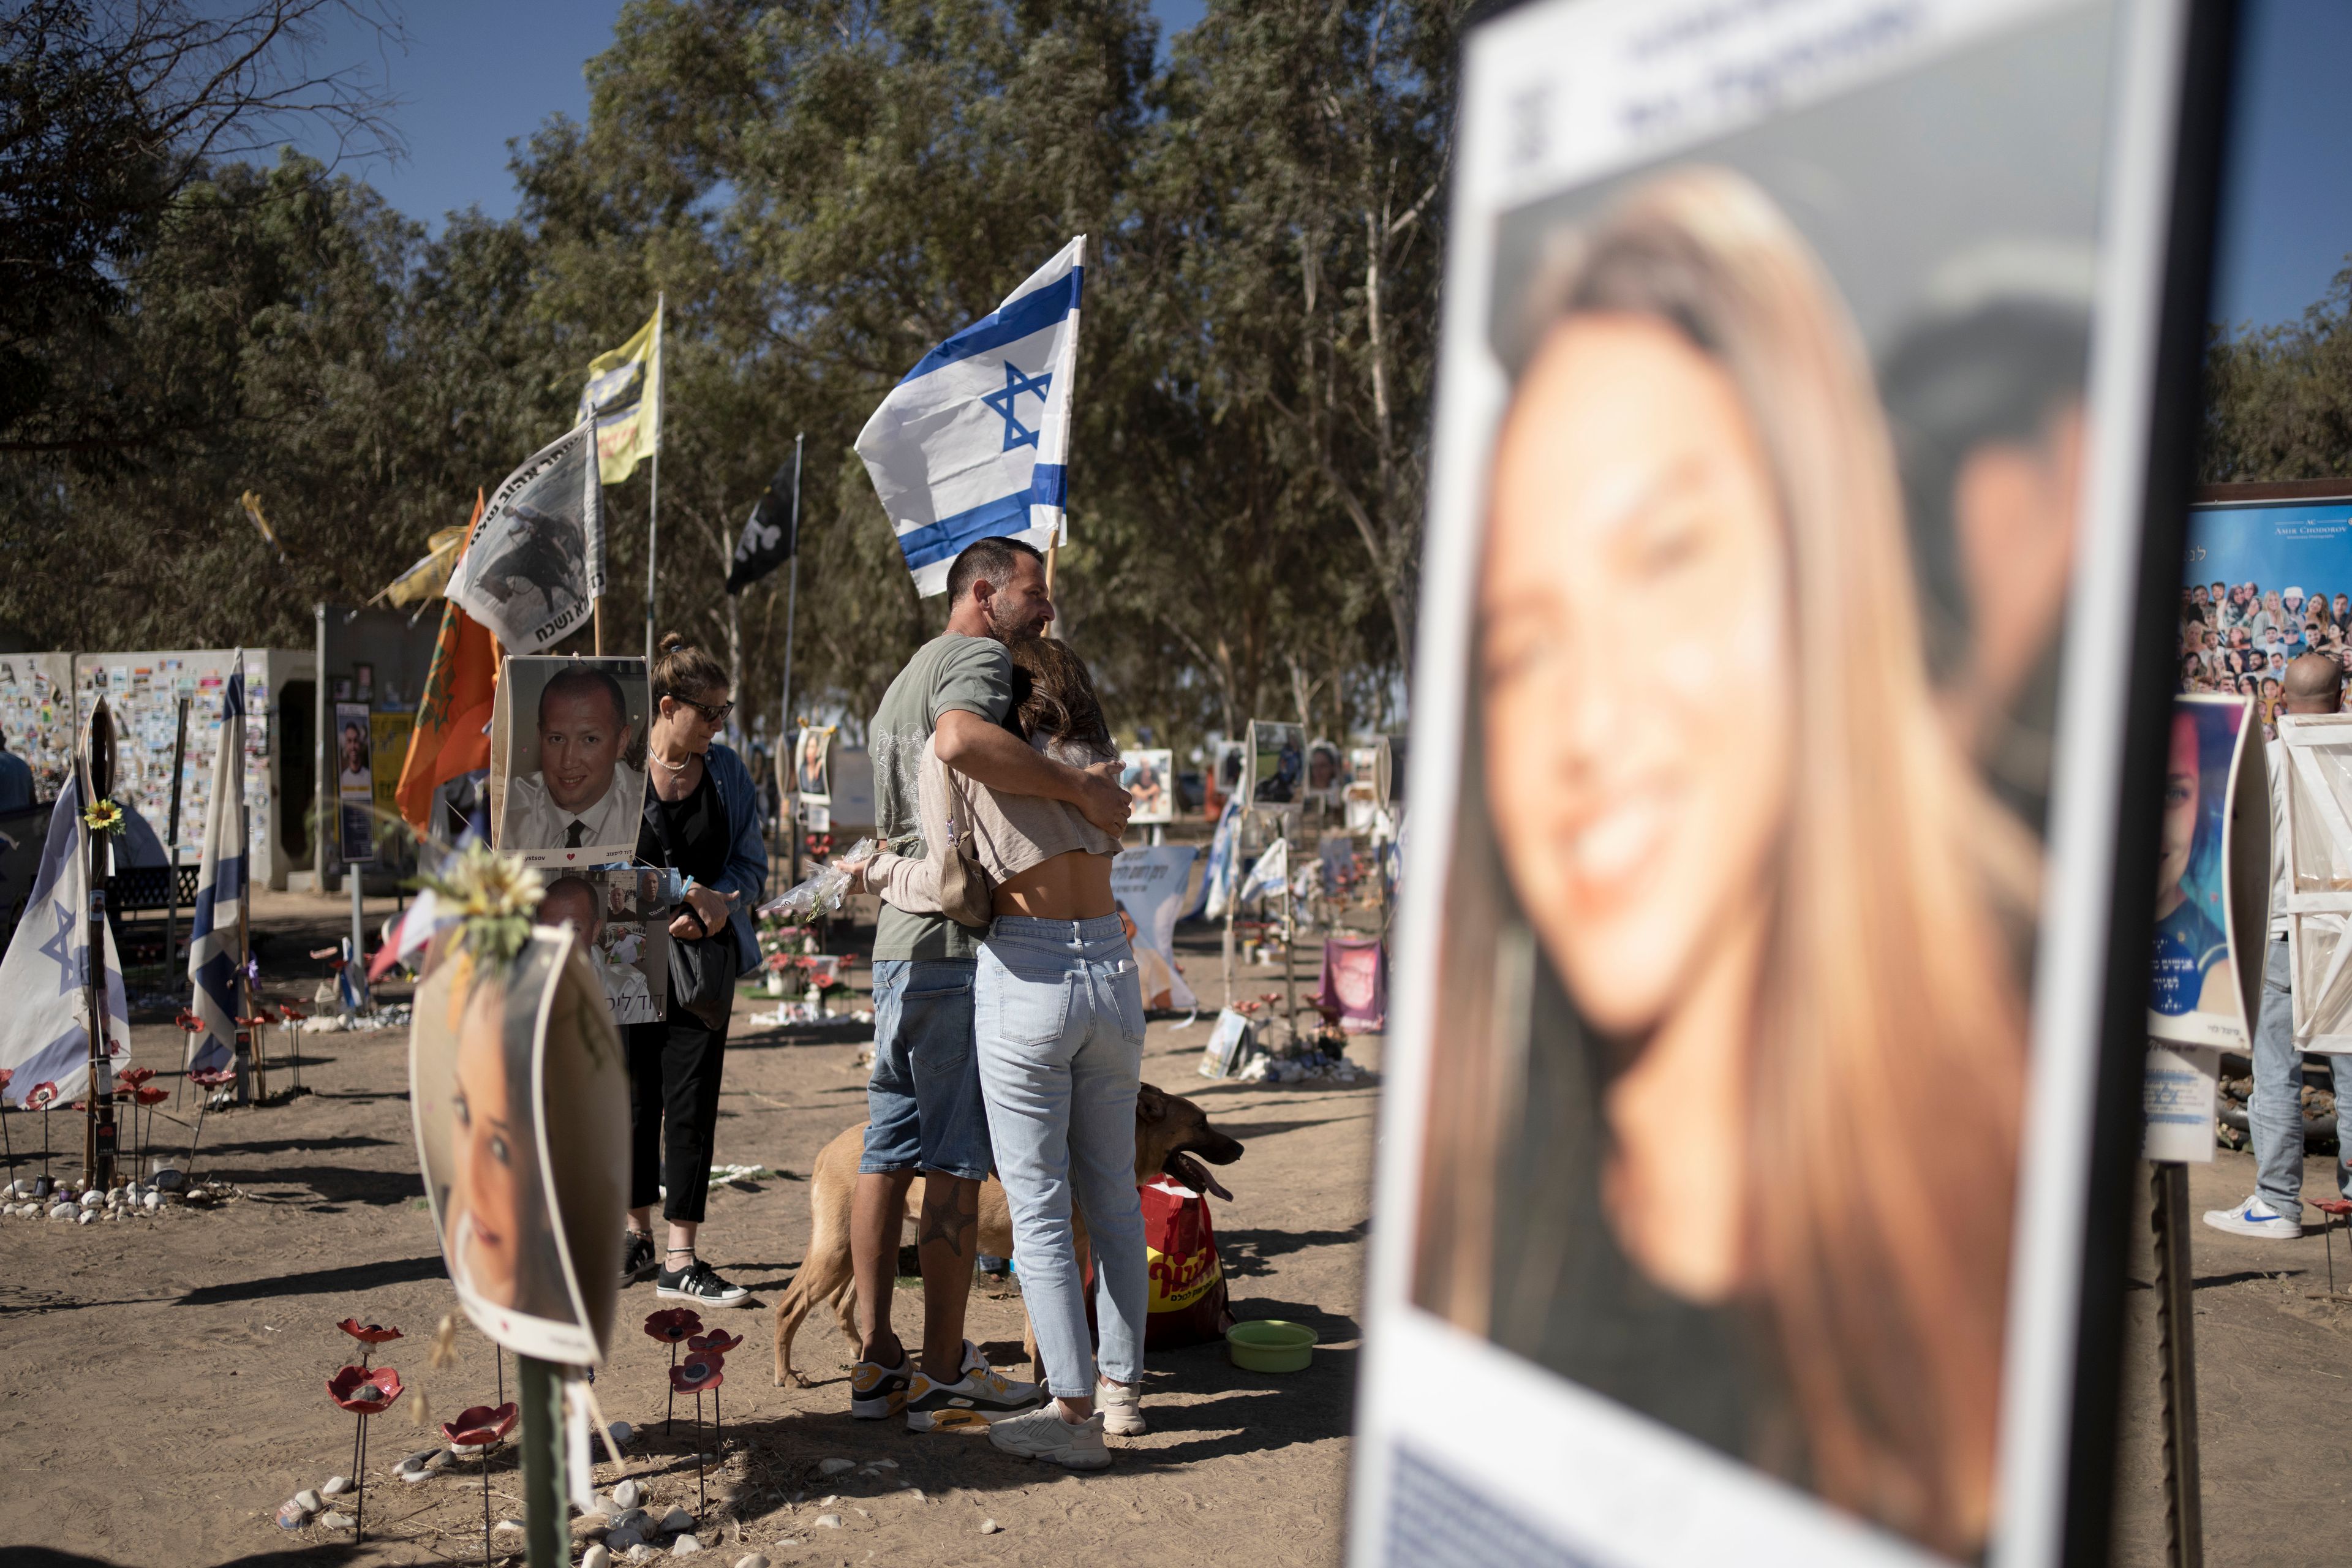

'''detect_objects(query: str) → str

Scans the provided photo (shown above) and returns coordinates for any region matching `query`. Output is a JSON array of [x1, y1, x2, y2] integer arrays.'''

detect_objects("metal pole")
[[163, 695, 189, 970], [780, 432, 802, 889], [349, 873, 369, 1014], [643, 293, 665, 668], [518, 1355, 564, 1568], [83, 701, 117, 1191], [2152, 1159, 2204, 1568]]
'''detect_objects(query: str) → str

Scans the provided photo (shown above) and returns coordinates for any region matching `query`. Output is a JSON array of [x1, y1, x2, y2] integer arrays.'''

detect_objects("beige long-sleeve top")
[[863, 733, 1118, 914]]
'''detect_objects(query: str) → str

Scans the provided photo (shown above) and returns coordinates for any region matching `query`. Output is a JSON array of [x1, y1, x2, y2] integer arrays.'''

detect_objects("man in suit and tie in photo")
[[503, 666, 644, 853]]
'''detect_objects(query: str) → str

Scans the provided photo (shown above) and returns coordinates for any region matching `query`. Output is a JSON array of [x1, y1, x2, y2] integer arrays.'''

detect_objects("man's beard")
[[986, 600, 1047, 644]]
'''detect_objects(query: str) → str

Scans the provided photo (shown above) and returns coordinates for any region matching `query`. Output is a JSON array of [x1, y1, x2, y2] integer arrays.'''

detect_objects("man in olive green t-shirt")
[[847, 536, 1131, 1427]]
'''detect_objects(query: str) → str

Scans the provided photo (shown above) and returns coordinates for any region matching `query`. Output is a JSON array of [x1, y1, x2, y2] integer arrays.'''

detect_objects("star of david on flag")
[[0, 778, 130, 1108], [855, 236, 1085, 596]]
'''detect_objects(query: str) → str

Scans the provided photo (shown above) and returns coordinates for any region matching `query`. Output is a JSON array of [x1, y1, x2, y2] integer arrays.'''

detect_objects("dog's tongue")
[[1166, 1152, 1232, 1202]]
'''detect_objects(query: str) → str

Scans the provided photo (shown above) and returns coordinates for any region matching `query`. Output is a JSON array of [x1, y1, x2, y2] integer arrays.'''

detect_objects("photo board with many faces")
[[1350, 1, 2228, 1564]]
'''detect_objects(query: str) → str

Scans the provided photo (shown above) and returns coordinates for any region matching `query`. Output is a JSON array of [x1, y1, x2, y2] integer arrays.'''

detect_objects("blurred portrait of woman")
[[437, 958, 573, 1324], [1412, 167, 2040, 1558]]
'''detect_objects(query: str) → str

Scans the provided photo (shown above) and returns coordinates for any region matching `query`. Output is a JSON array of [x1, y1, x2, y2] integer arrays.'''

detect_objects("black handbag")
[[646, 785, 737, 1030]]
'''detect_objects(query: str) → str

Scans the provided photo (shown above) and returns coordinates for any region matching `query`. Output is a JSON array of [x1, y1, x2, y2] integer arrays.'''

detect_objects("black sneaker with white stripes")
[[619, 1230, 658, 1285], [655, 1257, 750, 1307]]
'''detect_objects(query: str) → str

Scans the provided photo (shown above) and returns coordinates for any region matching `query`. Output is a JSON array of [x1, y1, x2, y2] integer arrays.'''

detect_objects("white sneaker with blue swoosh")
[[2201, 1193, 2302, 1240]]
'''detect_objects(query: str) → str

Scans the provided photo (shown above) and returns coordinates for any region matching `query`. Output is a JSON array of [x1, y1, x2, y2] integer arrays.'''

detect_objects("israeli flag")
[[856, 236, 1085, 596], [186, 667, 247, 1079], [0, 780, 129, 1108]]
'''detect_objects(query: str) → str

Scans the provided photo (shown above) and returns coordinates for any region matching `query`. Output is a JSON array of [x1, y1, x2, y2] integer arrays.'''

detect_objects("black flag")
[[726, 456, 799, 594]]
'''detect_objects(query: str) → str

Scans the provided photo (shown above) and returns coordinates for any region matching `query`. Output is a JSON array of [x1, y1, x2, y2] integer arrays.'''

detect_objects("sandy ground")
[[0, 892, 1375, 1568], [2, 887, 2344, 1566]]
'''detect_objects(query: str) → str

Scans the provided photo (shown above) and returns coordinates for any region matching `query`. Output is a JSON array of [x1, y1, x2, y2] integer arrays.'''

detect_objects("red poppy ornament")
[[326, 1365, 404, 1544], [670, 1354, 726, 1512], [644, 1306, 703, 1343], [116, 1067, 156, 1088], [440, 1401, 518, 1449], [686, 1329, 742, 1357], [337, 1319, 402, 1369]]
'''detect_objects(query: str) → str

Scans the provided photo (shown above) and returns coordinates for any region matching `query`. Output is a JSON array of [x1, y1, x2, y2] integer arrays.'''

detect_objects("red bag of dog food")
[[1139, 1177, 1234, 1348]]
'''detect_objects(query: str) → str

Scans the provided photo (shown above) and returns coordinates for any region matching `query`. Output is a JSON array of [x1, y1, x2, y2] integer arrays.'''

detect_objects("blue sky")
[[281, 0, 2334, 331], [283, 0, 1205, 233]]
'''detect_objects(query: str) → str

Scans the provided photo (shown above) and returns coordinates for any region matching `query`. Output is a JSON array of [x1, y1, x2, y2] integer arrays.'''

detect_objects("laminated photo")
[[410, 926, 629, 1363], [794, 723, 834, 804], [490, 656, 652, 869], [1351, 2, 2225, 1565], [1121, 748, 1174, 825], [1247, 720, 1305, 805], [2148, 695, 2264, 1048], [536, 869, 668, 1027], [1112, 845, 1198, 1010], [334, 700, 375, 865]]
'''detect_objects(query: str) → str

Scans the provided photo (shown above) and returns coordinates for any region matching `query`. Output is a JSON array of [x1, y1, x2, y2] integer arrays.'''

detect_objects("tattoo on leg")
[[919, 1181, 979, 1258]]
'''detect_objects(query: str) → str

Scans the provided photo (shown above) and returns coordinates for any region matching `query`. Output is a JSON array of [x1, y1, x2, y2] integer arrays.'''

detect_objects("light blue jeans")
[[2253, 935, 2352, 1218], [975, 914, 1148, 1399]]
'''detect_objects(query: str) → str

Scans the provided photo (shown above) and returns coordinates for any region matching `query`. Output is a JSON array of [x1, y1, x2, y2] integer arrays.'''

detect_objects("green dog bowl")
[[1226, 1318, 1317, 1374]]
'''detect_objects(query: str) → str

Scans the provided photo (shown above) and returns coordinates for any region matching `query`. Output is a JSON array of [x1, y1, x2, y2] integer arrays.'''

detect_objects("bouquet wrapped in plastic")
[[757, 838, 879, 921]]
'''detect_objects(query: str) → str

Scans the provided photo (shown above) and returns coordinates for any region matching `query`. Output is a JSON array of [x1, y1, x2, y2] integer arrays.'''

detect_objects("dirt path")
[[0, 900, 1376, 1568]]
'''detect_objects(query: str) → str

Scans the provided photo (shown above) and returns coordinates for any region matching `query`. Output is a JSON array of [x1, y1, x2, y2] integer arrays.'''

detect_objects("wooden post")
[[83, 700, 118, 1190], [593, 596, 604, 655], [518, 1355, 564, 1567]]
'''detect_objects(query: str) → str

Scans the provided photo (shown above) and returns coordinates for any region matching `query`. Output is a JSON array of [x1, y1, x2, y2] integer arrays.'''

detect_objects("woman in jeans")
[[858, 636, 1145, 1469], [621, 633, 767, 1306]]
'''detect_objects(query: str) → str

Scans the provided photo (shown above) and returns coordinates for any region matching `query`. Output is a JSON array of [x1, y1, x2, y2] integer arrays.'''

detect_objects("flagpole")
[[780, 432, 803, 884], [83, 701, 118, 1191], [644, 293, 665, 668]]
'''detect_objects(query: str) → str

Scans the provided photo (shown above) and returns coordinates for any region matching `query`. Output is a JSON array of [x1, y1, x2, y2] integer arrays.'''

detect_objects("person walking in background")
[[0, 728, 32, 813], [620, 634, 767, 1306], [2206, 652, 2352, 1240], [849, 535, 1132, 1432]]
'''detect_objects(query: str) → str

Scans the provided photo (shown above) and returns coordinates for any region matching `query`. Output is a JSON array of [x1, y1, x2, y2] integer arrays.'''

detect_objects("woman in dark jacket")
[[622, 633, 767, 1305]]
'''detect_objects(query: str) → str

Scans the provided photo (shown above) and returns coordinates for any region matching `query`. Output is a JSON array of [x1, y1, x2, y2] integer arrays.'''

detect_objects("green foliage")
[[2203, 261, 2352, 483], [2, 0, 1461, 764]]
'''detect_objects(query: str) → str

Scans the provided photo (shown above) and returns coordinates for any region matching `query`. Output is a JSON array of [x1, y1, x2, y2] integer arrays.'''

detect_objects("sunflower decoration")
[[415, 842, 545, 967], [83, 797, 125, 837]]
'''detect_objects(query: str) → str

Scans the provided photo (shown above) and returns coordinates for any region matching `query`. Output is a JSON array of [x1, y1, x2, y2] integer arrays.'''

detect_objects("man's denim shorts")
[[861, 957, 993, 1182]]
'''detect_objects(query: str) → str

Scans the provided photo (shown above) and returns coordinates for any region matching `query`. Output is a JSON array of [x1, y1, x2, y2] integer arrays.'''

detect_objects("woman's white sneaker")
[[1096, 1378, 1145, 1436], [987, 1404, 1111, 1469]]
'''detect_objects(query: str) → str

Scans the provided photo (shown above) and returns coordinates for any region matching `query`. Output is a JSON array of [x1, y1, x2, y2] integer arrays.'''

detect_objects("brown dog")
[[770, 1082, 1243, 1387]]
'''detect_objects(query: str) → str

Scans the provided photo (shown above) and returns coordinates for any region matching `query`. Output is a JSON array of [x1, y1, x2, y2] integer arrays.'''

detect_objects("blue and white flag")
[[186, 667, 248, 1079], [0, 781, 129, 1109], [856, 236, 1085, 597]]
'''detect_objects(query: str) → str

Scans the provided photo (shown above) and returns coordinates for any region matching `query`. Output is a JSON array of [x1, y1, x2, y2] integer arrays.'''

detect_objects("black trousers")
[[627, 1012, 729, 1225]]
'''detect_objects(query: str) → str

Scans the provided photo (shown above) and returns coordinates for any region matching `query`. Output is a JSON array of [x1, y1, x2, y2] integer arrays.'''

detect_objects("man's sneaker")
[[619, 1230, 658, 1285], [2202, 1193, 2302, 1240], [655, 1257, 752, 1306], [904, 1344, 1044, 1433], [1097, 1378, 1145, 1437], [850, 1354, 911, 1420], [986, 1404, 1110, 1469]]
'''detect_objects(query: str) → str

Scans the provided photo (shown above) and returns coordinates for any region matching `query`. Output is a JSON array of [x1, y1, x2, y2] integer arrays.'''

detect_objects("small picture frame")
[[353, 662, 375, 703], [331, 677, 354, 703]]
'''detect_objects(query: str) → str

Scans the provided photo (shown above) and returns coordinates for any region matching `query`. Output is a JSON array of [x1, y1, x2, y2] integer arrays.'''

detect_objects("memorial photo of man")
[[337, 720, 372, 795], [504, 667, 644, 852]]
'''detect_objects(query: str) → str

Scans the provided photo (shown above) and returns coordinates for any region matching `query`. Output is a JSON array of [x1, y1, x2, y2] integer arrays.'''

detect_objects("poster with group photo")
[[410, 927, 628, 1363], [535, 868, 669, 1027], [1351, 2, 2222, 1566], [490, 656, 651, 869], [2180, 497, 2352, 737]]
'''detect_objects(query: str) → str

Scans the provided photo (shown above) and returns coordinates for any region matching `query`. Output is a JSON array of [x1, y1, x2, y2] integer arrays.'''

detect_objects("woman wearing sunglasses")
[[619, 633, 769, 1306]]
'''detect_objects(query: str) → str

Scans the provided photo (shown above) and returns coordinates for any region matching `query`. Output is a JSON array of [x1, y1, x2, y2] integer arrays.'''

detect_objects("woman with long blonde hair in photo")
[[1412, 167, 2041, 1556]]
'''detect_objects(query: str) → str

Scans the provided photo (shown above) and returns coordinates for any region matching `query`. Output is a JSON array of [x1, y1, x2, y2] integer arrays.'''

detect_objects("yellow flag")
[[377, 525, 471, 607], [578, 301, 663, 484]]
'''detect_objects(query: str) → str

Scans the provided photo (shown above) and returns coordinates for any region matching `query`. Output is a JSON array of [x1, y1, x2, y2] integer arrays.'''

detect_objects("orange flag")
[[395, 493, 502, 834]]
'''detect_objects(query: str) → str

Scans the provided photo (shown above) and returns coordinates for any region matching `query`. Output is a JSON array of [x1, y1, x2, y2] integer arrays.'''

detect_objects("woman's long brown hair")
[[1414, 167, 2040, 1554]]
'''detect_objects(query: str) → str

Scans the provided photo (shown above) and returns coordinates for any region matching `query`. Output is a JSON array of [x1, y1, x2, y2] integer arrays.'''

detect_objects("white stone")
[[612, 1479, 644, 1510], [583, 1548, 612, 1568], [628, 1548, 657, 1566], [816, 1457, 854, 1477], [813, 1515, 843, 1530], [866, 1458, 895, 1469], [659, 1506, 693, 1534], [399, 1466, 434, 1485], [607, 1527, 646, 1553], [734, 1556, 771, 1568], [78, 1188, 100, 1208], [294, 1490, 321, 1512], [492, 1518, 525, 1536], [142, 1191, 160, 1212], [609, 1420, 635, 1447], [609, 1508, 649, 1535], [48, 1203, 72, 1221], [979, 1518, 1002, 1534], [318, 1512, 354, 1530], [75, 1210, 93, 1225], [671, 1536, 702, 1557]]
